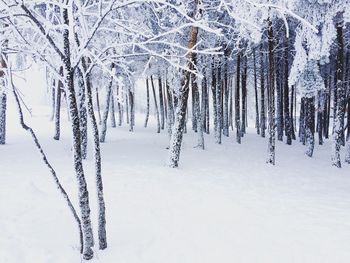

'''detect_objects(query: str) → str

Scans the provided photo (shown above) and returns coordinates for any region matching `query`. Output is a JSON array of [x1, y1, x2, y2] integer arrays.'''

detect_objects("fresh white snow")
[[1, 101, 350, 263]]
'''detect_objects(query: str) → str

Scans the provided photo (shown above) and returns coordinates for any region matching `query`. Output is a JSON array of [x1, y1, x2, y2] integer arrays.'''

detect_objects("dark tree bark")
[[62, 8, 94, 259], [215, 60, 222, 144], [12, 83, 84, 255], [129, 89, 135, 132], [75, 67, 88, 159], [260, 44, 266, 138], [158, 75, 165, 130], [150, 75, 161, 133], [144, 78, 150, 128], [100, 73, 114, 143], [253, 49, 260, 135], [305, 97, 315, 157], [235, 53, 242, 144], [95, 87, 102, 125], [332, 21, 346, 167], [110, 91, 116, 128], [299, 98, 306, 145], [241, 55, 247, 136], [81, 61, 107, 250], [0, 31, 7, 145], [283, 37, 292, 145], [223, 51, 230, 137], [53, 67, 63, 140]]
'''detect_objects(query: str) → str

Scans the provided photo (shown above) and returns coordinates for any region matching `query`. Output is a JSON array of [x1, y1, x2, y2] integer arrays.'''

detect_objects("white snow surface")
[[1, 101, 350, 263]]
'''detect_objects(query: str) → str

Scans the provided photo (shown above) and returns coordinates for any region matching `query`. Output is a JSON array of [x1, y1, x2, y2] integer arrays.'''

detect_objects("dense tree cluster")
[[1, 0, 350, 260]]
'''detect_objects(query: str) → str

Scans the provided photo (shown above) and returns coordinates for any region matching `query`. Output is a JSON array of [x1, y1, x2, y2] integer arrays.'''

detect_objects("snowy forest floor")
[[1, 103, 350, 263]]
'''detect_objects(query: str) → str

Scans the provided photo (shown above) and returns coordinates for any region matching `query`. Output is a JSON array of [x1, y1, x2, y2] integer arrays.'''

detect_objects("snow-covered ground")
[[1, 101, 350, 263]]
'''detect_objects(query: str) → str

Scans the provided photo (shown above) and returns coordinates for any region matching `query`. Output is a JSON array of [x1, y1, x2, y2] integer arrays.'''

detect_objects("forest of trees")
[[1, 0, 350, 260]]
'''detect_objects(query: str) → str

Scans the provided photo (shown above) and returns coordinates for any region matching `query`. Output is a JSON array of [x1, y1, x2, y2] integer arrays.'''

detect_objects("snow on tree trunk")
[[150, 75, 161, 133], [144, 78, 150, 128], [82, 63, 108, 250], [100, 74, 114, 143], [53, 67, 63, 141], [110, 91, 116, 128], [253, 49, 260, 135], [215, 60, 222, 144], [62, 9, 94, 259], [283, 37, 292, 145], [168, 0, 200, 167], [129, 89, 135, 132], [11, 78, 84, 255], [260, 45, 266, 138], [241, 55, 247, 136], [305, 97, 315, 157], [235, 52, 242, 144], [0, 92, 6, 145], [75, 67, 88, 159], [267, 19, 276, 165], [332, 22, 345, 168], [223, 51, 230, 137], [191, 54, 204, 149]]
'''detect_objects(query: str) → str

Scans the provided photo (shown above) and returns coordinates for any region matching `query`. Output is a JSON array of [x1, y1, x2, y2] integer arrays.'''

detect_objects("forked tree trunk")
[[62, 9, 94, 259]]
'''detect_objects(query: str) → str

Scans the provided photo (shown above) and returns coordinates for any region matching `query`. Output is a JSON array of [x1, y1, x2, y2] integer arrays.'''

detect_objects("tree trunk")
[[150, 75, 161, 133], [253, 49, 260, 135], [144, 78, 150, 128], [305, 97, 315, 157], [53, 67, 63, 140], [260, 44, 266, 138], [99, 73, 113, 143], [235, 53, 242, 143], [267, 19, 276, 165], [110, 91, 116, 128], [332, 21, 346, 168], [241, 55, 247, 136], [168, 0, 200, 167], [158, 75, 165, 130], [283, 37, 292, 145], [62, 9, 94, 259]]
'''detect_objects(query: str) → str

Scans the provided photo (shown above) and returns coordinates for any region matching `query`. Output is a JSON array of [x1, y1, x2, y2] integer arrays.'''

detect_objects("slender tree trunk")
[[129, 89, 135, 132], [53, 68, 63, 141], [253, 49, 260, 135], [62, 9, 94, 259], [116, 84, 122, 126], [144, 78, 150, 128], [260, 45, 266, 138], [12, 82, 84, 254], [235, 53, 242, 143], [150, 75, 161, 133], [110, 91, 116, 128], [267, 19, 276, 165], [241, 55, 247, 136], [215, 62, 222, 144], [99, 73, 113, 143], [283, 37, 292, 145], [0, 31, 7, 145], [81, 61, 107, 250], [95, 87, 102, 125], [158, 75, 165, 130]]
